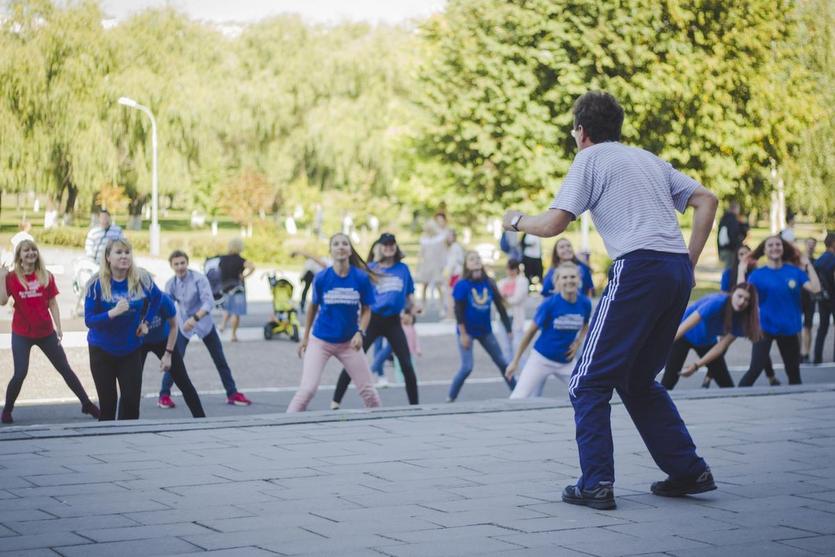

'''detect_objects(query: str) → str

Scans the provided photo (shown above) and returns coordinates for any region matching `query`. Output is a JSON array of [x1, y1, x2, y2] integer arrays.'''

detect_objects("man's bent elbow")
[[543, 209, 573, 237]]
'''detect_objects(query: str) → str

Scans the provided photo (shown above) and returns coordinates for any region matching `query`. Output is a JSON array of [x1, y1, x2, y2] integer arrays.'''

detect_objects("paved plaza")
[[1, 386, 834, 556]]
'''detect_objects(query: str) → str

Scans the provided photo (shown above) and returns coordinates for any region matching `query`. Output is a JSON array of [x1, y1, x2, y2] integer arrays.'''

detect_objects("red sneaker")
[[1, 409, 12, 424], [227, 392, 252, 406], [157, 395, 176, 409]]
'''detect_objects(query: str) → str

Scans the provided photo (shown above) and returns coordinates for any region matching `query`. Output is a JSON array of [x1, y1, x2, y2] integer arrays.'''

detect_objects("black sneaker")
[[651, 467, 717, 497], [562, 482, 616, 510]]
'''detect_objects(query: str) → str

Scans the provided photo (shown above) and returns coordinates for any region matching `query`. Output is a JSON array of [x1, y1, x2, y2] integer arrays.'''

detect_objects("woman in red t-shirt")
[[0, 240, 99, 423]]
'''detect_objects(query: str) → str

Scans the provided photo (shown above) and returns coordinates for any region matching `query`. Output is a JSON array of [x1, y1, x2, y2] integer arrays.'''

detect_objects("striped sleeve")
[[667, 164, 701, 214], [550, 150, 595, 219]]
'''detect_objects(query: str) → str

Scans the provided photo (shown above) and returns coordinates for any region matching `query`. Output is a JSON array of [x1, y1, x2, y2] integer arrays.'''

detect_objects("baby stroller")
[[263, 272, 300, 342]]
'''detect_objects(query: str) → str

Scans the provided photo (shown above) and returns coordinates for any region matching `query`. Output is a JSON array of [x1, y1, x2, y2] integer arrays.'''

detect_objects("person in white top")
[[443, 229, 465, 319], [418, 219, 448, 313], [498, 259, 529, 360], [521, 233, 543, 287]]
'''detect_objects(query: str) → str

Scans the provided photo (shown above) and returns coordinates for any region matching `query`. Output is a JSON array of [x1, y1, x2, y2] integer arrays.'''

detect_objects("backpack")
[[203, 256, 225, 301]]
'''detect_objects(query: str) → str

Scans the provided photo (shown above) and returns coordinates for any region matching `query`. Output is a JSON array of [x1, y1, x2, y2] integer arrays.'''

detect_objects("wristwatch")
[[511, 214, 524, 231]]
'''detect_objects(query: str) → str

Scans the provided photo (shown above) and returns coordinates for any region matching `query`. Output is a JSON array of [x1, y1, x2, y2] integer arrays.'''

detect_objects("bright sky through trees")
[[98, 0, 447, 24]]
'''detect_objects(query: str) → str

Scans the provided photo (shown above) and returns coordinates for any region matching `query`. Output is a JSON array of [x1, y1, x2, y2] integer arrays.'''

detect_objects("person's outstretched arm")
[[502, 208, 574, 238], [686, 186, 719, 269]]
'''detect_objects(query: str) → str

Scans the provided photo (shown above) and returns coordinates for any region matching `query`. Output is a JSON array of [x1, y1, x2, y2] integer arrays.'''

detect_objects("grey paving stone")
[[0, 532, 89, 552], [5, 514, 139, 535], [75, 521, 215, 542], [373, 536, 523, 557], [197, 548, 280, 556], [780, 535, 835, 555], [668, 540, 820, 557], [0, 549, 61, 557], [124, 504, 255, 526], [182, 527, 325, 551], [53, 536, 202, 557]]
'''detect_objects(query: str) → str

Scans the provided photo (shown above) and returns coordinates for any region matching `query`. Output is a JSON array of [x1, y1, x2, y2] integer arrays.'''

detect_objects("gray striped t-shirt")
[[550, 142, 700, 260]]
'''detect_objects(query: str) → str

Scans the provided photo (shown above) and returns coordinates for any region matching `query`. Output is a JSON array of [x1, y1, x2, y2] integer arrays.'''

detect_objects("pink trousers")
[[287, 336, 381, 412]]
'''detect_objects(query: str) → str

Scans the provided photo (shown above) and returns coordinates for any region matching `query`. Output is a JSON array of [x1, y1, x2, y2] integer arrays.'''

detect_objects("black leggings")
[[814, 298, 833, 363], [661, 338, 734, 390], [740, 334, 801, 386], [140, 342, 205, 418], [89, 346, 143, 420], [300, 270, 315, 309], [5, 332, 92, 412], [332, 313, 418, 405]]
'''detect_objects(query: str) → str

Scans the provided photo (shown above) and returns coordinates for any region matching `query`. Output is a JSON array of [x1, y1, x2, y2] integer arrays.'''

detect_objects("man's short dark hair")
[[825, 232, 835, 249], [169, 249, 189, 263], [572, 91, 624, 143]]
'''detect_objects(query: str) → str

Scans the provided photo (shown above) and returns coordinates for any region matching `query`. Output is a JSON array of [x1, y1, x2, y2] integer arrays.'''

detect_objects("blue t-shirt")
[[143, 294, 177, 345], [85, 276, 162, 355], [533, 293, 592, 362], [369, 261, 414, 317], [542, 262, 594, 298], [720, 268, 732, 293], [311, 266, 375, 343], [748, 265, 809, 336], [453, 277, 495, 338], [682, 293, 743, 347]]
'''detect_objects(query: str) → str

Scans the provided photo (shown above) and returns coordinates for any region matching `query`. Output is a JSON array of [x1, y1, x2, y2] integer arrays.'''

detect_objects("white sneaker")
[[375, 377, 390, 388], [330, 401, 340, 410]]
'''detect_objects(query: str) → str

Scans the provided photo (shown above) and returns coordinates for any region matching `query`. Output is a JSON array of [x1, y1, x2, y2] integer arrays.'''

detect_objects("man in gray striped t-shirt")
[[503, 91, 718, 510], [84, 210, 124, 264]]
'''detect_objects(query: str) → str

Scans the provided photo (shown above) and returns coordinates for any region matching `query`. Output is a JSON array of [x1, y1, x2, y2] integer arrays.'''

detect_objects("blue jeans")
[[448, 331, 515, 401], [371, 338, 391, 376], [160, 327, 238, 397]]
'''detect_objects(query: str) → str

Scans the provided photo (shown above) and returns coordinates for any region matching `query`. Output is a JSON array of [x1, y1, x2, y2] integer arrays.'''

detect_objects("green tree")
[[416, 0, 823, 216]]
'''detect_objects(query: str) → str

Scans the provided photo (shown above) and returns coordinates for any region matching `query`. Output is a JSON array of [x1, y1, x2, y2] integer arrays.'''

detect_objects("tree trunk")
[[64, 184, 78, 216]]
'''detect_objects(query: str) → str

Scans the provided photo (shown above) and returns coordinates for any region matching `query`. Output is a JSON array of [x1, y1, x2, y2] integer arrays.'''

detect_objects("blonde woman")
[[0, 240, 99, 424], [506, 262, 591, 399], [218, 238, 255, 341], [84, 238, 162, 420]]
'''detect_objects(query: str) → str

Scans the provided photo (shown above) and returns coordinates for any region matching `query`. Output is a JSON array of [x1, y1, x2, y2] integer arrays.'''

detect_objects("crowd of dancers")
[[2, 224, 829, 424]]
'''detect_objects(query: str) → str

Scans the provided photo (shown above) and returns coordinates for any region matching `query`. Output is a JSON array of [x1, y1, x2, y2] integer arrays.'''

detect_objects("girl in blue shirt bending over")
[[662, 283, 761, 390], [288, 233, 381, 412], [447, 251, 514, 402], [740, 235, 821, 386], [505, 262, 591, 398], [85, 238, 162, 420]]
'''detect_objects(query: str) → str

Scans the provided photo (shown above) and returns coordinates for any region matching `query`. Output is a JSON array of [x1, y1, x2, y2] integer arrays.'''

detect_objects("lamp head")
[[118, 96, 139, 108]]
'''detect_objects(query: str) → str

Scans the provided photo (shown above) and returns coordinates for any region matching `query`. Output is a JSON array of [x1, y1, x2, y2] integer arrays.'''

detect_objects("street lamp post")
[[118, 96, 160, 256]]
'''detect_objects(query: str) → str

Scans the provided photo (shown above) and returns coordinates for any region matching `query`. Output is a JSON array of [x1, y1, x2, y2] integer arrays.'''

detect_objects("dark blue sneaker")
[[562, 482, 616, 510], [651, 467, 717, 497]]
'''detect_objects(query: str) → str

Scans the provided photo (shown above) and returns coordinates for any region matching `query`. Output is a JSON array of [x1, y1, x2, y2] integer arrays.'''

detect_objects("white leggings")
[[288, 336, 381, 412], [509, 349, 574, 399]]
